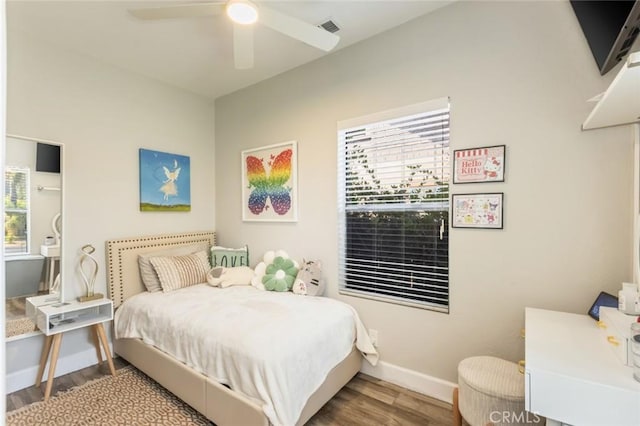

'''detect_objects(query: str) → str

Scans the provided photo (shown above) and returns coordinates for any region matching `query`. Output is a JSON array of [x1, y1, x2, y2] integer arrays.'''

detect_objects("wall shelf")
[[583, 51, 640, 130]]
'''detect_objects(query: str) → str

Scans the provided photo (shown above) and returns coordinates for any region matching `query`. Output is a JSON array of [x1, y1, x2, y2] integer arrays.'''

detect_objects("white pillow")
[[138, 242, 209, 292], [149, 250, 211, 292]]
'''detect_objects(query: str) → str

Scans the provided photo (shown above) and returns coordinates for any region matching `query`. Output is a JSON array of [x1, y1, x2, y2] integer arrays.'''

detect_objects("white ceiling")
[[7, 0, 452, 100]]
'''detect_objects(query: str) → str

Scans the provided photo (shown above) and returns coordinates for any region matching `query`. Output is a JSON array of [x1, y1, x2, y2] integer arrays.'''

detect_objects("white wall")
[[215, 0, 634, 386], [5, 31, 215, 387]]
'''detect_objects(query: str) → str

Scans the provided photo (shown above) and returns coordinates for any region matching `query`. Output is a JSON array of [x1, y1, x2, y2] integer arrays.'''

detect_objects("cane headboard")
[[106, 231, 216, 309]]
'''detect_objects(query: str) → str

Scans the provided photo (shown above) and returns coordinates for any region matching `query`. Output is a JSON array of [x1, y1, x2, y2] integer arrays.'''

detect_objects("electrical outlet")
[[369, 328, 378, 347]]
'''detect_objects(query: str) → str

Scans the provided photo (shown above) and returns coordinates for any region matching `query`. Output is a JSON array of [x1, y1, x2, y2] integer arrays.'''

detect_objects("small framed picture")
[[139, 148, 191, 212], [453, 145, 505, 184], [452, 193, 504, 229]]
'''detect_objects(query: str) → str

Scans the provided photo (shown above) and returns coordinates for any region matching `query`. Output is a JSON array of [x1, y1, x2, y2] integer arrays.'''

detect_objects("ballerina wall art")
[[139, 148, 191, 212]]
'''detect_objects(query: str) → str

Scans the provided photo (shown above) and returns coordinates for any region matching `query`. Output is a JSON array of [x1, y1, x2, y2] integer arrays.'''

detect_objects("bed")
[[106, 231, 376, 426]]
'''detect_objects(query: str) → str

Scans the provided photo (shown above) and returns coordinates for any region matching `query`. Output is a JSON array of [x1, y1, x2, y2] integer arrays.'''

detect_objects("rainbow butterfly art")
[[241, 141, 298, 221]]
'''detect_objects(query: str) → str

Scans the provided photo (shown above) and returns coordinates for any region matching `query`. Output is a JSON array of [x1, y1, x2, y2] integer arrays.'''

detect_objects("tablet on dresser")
[[588, 291, 618, 321]]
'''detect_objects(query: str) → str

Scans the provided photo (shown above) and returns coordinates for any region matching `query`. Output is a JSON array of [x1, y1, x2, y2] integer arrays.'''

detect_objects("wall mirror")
[[5, 134, 64, 340]]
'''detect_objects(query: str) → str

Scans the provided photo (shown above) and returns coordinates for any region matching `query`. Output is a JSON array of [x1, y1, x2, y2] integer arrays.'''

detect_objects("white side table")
[[33, 298, 115, 401]]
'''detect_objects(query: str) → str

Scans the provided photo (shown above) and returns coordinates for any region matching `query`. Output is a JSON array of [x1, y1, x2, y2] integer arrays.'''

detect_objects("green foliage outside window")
[[4, 169, 29, 254], [344, 144, 449, 306], [345, 145, 448, 206]]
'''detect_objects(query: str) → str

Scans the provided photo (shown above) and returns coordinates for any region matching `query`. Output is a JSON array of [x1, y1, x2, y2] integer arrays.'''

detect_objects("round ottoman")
[[455, 356, 538, 426]]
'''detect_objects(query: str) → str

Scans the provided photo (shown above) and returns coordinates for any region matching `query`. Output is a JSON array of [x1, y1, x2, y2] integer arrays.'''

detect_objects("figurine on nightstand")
[[78, 244, 103, 302]]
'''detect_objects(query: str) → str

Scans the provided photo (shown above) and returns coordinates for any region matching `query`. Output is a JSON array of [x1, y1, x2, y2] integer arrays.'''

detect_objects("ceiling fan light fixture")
[[226, 0, 258, 25]]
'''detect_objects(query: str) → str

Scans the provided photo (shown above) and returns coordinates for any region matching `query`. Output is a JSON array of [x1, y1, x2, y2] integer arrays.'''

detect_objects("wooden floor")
[[6, 290, 48, 321], [7, 358, 454, 425], [307, 373, 453, 425], [6, 357, 131, 413]]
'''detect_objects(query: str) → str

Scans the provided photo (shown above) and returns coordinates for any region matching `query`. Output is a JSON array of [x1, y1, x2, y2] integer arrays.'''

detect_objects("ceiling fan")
[[129, 0, 340, 69]]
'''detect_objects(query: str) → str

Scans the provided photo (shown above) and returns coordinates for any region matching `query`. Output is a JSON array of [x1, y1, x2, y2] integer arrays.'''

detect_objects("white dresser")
[[525, 307, 640, 426]]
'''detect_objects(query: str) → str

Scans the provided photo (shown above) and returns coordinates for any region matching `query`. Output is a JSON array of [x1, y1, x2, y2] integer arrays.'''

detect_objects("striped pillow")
[[149, 250, 211, 292]]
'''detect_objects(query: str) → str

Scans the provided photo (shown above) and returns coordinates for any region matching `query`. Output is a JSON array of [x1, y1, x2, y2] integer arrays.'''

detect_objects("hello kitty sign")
[[453, 145, 505, 184]]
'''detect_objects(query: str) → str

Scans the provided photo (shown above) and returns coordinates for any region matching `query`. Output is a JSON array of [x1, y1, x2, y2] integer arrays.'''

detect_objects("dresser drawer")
[[598, 307, 638, 366], [525, 308, 640, 426]]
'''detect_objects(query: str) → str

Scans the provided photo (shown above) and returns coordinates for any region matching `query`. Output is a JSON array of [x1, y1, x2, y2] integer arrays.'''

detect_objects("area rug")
[[6, 317, 37, 338], [6, 366, 211, 425]]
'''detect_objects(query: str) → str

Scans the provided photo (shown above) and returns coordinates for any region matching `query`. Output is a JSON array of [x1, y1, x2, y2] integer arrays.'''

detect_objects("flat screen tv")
[[570, 0, 640, 75], [36, 143, 61, 173]]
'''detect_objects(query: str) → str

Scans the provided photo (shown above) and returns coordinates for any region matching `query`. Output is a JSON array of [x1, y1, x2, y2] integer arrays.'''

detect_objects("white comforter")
[[115, 284, 377, 426]]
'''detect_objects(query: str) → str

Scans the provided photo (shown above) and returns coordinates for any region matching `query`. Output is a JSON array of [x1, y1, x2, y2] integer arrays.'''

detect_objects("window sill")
[[339, 288, 449, 314], [5, 254, 44, 262]]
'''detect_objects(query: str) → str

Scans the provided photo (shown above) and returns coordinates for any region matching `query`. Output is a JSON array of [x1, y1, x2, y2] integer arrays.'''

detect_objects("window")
[[338, 98, 450, 312], [4, 167, 30, 255]]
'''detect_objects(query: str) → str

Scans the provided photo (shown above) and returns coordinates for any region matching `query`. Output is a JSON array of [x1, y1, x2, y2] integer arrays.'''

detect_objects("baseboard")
[[360, 360, 456, 404], [6, 343, 113, 394], [7, 345, 454, 405]]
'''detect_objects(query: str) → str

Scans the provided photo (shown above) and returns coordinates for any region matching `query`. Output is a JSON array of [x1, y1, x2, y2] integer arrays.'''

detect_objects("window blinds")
[[338, 99, 450, 311]]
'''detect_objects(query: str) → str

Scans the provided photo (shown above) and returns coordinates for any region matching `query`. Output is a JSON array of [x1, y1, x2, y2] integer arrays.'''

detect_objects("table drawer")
[[526, 367, 640, 426]]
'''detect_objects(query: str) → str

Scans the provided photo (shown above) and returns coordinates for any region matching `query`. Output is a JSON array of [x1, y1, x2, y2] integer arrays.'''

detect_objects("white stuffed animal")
[[207, 266, 254, 288], [293, 259, 325, 296]]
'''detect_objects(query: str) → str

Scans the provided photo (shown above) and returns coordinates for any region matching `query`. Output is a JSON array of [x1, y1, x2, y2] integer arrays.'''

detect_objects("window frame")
[[337, 98, 450, 312], [4, 166, 31, 256]]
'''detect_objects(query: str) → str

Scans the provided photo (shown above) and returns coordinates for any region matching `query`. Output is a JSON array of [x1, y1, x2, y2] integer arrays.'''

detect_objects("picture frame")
[[241, 141, 298, 222], [139, 148, 191, 212], [453, 145, 506, 184], [452, 193, 504, 229]]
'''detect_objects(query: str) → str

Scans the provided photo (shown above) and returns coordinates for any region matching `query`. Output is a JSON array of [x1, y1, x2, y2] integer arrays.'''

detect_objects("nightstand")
[[31, 297, 115, 401]]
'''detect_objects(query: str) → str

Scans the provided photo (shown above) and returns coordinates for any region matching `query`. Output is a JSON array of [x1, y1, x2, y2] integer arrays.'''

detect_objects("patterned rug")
[[6, 317, 37, 338], [6, 366, 211, 425]]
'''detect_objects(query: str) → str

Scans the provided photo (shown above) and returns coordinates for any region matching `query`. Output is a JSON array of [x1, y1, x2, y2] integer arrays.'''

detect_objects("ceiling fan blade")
[[258, 5, 339, 52], [129, 3, 225, 20], [234, 24, 254, 69]]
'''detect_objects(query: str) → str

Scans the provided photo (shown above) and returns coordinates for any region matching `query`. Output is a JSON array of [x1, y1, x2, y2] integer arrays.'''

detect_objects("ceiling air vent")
[[318, 19, 340, 33]]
